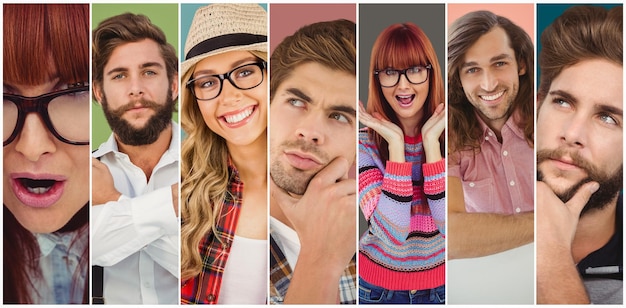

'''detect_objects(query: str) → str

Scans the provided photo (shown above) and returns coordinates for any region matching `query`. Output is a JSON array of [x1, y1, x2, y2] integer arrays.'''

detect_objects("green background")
[[91, 3, 179, 151]]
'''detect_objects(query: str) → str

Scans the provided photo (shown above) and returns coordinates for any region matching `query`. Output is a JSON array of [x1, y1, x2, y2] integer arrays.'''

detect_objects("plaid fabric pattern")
[[269, 228, 357, 304], [181, 162, 243, 304]]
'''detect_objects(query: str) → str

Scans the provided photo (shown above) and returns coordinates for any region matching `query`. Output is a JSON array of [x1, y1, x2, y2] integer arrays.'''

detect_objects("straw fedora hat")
[[181, 3, 267, 79]]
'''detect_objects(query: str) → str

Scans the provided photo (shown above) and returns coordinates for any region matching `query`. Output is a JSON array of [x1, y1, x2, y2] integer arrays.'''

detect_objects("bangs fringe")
[[3, 4, 89, 86]]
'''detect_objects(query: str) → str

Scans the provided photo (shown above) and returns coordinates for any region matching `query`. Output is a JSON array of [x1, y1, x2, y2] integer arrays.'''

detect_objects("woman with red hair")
[[358, 22, 446, 304]]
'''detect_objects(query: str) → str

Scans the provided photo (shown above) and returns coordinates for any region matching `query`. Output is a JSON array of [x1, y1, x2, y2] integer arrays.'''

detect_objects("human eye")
[[144, 70, 157, 77], [197, 77, 219, 89], [288, 98, 305, 108], [494, 61, 507, 67], [330, 112, 351, 124], [552, 97, 572, 109], [235, 65, 256, 79], [112, 73, 126, 80], [598, 113, 619, 126], [384, 69, 398, 77], [464, 67, 479, 74]]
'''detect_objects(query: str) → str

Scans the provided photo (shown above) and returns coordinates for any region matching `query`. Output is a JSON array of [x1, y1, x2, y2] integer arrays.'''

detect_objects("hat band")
[[185, 33, 267, 60]]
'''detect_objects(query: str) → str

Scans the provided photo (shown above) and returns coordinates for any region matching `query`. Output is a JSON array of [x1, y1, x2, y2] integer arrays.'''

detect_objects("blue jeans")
[[359, 278, 445, 304]]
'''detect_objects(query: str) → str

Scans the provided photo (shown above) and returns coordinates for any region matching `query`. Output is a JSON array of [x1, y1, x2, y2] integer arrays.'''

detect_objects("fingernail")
[[588, 182, 600, 193]]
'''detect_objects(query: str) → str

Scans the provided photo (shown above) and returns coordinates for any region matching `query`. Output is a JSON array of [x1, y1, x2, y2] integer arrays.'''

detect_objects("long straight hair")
[[367, 23, 445, 162], [3, 4, 90, 304]]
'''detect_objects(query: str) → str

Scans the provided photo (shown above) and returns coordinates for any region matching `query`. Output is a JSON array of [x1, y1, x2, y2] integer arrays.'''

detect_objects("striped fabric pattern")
[[358, 128, 446, 291]]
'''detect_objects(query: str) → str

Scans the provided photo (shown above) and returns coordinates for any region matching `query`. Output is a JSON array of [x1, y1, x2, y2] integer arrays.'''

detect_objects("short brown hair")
[[92, 13, 178, 87], [270, 19, 356, 101], [538, 5, 622, 104]]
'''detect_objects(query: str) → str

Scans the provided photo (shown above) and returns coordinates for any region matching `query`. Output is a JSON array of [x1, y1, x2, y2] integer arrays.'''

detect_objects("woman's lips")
[[10, 174, 66, 208]]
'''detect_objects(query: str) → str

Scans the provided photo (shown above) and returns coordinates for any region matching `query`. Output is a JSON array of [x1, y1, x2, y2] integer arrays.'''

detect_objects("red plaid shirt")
[[181, 161, 243, 304]]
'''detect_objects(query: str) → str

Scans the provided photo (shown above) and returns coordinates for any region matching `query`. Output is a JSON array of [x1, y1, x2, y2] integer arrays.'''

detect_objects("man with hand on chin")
[[536, 5, 623, 304], [268, 19, 358, 304]]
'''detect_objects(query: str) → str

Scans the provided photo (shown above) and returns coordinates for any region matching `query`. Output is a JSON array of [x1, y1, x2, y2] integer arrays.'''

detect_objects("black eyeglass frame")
[[3, 86, 90, 146], [374, 64, 433, 88], [186, 61, 267, 101]]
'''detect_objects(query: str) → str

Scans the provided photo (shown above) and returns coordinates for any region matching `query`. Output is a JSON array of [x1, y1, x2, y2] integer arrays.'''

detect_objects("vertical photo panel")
[[446, 3, 535, 305], [179, 3, 269, 305], [536, 3, 623, 305], [268, 3, 358, 304], [358, 3, 446, 305], [90, 3, 180, 304], [3, 3, 90, 304]]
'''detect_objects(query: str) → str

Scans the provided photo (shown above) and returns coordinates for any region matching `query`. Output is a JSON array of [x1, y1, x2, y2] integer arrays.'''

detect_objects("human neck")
[[399, 109, 424, 138], [571, 194, 619, 263], [116, 123, 172, 181], [228, 132, 267, 187]]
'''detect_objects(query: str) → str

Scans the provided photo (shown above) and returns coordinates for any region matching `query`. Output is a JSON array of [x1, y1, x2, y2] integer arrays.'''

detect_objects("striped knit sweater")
[[358, 128, 445, 290]]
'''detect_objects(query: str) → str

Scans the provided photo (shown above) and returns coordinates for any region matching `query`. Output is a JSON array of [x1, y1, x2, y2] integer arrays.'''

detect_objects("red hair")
[[3, 4, 89, 86], [366, 23, 445, 162]]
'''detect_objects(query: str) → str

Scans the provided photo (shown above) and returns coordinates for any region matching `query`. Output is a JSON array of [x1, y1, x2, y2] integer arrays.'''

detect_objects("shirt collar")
[[475, 109, 526, 143], [35, 231, 85, 258]]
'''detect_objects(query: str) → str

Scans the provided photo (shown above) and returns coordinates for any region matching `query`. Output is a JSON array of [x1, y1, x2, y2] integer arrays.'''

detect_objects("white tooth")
[[224, 107, 253, 124], [27, 186, 51, 194]]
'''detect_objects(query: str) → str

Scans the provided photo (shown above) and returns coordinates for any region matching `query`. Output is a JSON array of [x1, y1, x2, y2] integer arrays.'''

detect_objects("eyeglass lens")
[[191, 63, 264, 100], [378, 66, 429, 87], [3, 89, 90, 145]]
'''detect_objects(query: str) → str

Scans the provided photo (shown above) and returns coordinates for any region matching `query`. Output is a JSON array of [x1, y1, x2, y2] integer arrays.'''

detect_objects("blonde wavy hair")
[[180, 50, 268, 280]]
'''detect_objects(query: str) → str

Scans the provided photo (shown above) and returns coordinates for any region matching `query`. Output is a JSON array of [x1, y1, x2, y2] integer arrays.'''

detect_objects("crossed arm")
[[447, 176, 534, 260]]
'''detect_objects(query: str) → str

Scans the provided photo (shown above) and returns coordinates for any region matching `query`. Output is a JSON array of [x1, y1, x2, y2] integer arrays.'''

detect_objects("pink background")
[[269, 3, 356, 53], [448, 3, 534, 42]]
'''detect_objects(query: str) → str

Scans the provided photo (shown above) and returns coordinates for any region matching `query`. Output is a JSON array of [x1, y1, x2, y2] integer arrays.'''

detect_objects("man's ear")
[[93, 83, 104, 105], [170, 73, 179, 100], [518, 61, 527, 76]]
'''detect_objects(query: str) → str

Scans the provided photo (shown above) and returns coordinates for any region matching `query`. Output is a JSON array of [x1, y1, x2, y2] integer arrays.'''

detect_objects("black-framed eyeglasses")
[[375, 64, 432, 88], [4, 85, 90, 146], [186, 61, 267, 101]]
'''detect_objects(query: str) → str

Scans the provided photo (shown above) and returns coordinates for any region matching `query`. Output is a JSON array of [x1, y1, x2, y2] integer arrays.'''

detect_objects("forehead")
[[549, 59, 623, 109], [276, 62, 356, 106], [104, 38, 165, 69], [193, 51, 256, 73], [463, 27, 515, 64]]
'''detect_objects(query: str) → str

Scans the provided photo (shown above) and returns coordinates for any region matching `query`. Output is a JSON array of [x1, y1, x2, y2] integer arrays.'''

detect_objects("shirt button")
[[223, 242, 230, 249], [503, 150, 508, 156], [485, 136, 489, 141], [206, 294, 215, 302], [488, 132, 493, 136], [510, 180, 515, 186], [144, 281, 151, 288], [516, 207, 521, 213], [469, 182, 475, 187]]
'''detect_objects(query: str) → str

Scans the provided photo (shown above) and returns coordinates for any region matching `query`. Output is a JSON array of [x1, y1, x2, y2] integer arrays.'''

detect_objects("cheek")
[[381, 87, 394, 103]]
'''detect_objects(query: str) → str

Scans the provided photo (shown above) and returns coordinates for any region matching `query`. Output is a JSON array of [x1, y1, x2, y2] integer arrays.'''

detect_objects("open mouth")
[[21, 178, 57, 194], [221, 105, 257, 126], [396, 94, 415, 106], [11, 177, 65, 208]]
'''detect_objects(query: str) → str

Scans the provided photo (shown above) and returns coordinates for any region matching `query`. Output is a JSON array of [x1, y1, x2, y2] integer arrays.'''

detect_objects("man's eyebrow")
[[330, 104, 357, 117], [461, 53, 513, 68], [105, 62, 164, 76], [285, 87, 312, 103], [549, 89, 578, 105]]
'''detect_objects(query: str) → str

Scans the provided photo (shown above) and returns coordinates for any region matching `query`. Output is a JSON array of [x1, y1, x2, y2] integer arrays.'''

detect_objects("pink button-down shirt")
[[449, 111, 534, 215]]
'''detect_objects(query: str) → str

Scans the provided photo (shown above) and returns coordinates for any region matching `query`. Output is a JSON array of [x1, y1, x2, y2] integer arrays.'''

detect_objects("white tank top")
[[217, 235, 268, 304]]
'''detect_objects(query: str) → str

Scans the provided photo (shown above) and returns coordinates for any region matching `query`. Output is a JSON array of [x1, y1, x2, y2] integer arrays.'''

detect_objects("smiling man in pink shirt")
[[447, 11, 535, 260]]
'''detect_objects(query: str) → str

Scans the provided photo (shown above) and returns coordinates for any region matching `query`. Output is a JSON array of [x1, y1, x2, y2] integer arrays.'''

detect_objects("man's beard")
[[269, 139, 328, 196], [537, 148, 622, 216], [101, 90, 175, 146]]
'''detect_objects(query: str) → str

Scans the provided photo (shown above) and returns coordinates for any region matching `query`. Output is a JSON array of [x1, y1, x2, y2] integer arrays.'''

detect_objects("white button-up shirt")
[[92, 121, 180, 304]]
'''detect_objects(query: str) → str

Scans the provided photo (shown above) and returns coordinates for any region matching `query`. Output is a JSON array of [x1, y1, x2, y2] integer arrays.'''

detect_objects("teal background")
[[91, 3, 179, 151]]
